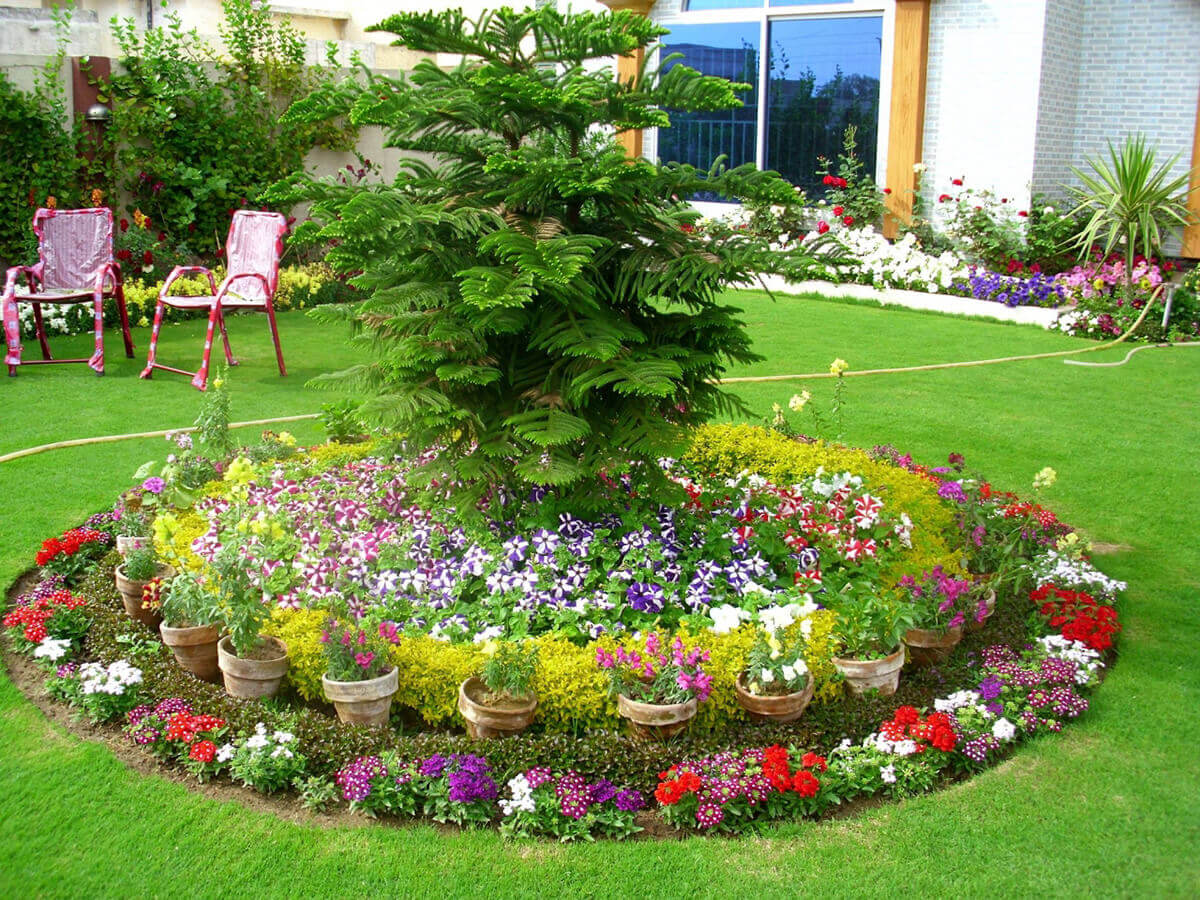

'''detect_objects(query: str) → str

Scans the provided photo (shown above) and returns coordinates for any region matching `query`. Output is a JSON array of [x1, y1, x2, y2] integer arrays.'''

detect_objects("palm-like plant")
[[1066, 134, 1196, 304]]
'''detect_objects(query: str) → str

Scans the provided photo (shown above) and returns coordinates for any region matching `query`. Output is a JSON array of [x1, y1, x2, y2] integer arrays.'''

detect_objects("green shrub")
[[272, 6, 838, 511]]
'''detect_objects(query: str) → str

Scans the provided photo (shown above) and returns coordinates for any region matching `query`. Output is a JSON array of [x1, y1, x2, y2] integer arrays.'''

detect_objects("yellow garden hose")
[[0, 414, 319, 465], [720, 285, 1185, 384], [0, 287, 1191, 464]]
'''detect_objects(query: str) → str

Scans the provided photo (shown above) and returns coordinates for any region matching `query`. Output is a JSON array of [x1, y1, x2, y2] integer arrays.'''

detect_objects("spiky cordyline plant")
[[1067, 134, 1196, 305], [269, 6, 839, 512]]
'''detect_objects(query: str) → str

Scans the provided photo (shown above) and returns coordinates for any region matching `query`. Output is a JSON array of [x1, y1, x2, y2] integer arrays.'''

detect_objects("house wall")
[[920, 0, 1048, 215], [1062, 0, 1199, 197]]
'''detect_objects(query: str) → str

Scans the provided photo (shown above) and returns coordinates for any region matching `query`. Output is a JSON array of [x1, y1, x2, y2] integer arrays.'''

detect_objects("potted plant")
[[320, 618, 398, 727], [114, 545, 173, 629], [734, 626, 814, 723], [900, 567, 971, 666], [597, 633, 712, 741], [827, 586, 912, 696], [458, 640, 539, 739], [114, 493, 152, 559], [158, 571, 222, 683], [208, 542, 291, 699]]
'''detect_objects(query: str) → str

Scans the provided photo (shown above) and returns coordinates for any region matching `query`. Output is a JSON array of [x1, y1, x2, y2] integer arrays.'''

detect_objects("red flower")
[[817, 221, 830, 235], [832, 206, 844, 217], [893, 706, 920, 726], [800, 752, 827, 772], [119, 218, 129, 232], [143, 250, 154, 266], [1018, 210, 1029, 217], [938, 194, 951, 203], [792, 770, 820, 798], [823, 175, 835, 186], [842, 215, 854, 226], [952, 178, 964, 186], [189, 740, 217, 763], [157, 231, 166, 243], [882, 187, 892, 195], [188, 223, 196, 232], [116, 249, 131, 262]]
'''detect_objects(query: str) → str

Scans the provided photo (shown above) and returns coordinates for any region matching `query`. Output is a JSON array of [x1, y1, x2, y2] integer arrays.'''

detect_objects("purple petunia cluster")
[[445, 754, 498, 804]]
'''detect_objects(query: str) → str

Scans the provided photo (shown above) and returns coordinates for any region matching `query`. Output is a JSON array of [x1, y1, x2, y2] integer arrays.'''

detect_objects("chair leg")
[[191, 302, 221, 392], [2, 290, 21, 373], [140, 298, 168, 379], [32, 304, 52, 360], [217, 308, 236, 366], [88, 292, 105, 375], [115, 284, 135, 358], [265, 301, 286, 376]]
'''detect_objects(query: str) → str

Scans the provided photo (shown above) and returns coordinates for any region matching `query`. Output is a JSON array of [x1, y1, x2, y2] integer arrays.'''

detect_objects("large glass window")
[[654, 12, 882, 200], [765, 16, 881, 194], [656, 23, 760, 177]]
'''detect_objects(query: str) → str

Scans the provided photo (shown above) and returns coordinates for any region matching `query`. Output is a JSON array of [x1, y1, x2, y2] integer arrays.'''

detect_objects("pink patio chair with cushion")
[[2, 207, 135, 377], [141, 210, 288, 391]]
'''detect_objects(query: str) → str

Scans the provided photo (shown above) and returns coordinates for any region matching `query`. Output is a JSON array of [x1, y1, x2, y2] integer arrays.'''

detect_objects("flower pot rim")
[[459, 676, 537, 714], [217, 633, 288, 663], [321, 666, 398, 688], [831, 644, 905, 666], [735, 670, 814, 701]]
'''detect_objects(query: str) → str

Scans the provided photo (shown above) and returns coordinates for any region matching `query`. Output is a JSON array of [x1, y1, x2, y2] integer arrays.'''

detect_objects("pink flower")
[[355, 651, 374, 669]]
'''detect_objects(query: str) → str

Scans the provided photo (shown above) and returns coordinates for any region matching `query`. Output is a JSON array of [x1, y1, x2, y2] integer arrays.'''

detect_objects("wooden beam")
[[1180, 86, 1200, 258], [598, 0, 655, 159], [883, 0, 931, 238]]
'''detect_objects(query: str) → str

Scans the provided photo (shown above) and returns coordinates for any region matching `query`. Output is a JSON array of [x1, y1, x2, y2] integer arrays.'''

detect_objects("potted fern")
[[321, 618, 398, 727], [114, 545, 172, 629], [458, 641, 539, 739], [158, 571, 222, 683]]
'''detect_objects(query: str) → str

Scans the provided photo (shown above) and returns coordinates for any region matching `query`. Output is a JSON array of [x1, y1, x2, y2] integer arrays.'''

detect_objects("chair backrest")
[[34, 207, 113, 291], [224, 211, 287, 302]]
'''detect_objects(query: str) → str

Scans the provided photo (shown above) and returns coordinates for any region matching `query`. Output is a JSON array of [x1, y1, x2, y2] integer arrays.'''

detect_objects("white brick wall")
[[921, 0, 1048, 216]]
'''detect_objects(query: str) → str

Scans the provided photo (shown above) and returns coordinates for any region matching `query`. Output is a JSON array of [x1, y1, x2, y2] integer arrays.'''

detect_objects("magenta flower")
[[142, 476, 166, 494], [355, 651, 375, 669]]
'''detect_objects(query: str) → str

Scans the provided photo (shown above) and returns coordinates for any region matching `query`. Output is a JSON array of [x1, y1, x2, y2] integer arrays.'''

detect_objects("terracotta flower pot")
[[616, 693, 698, 741], [160, 621, 221, 682], [217, 635, 289, 699], [832, 645, 905, 696], [116, 535, 150, 558], [323, 667, 399, 728], [114, 563, 172, 629], [735, 672, 815, 723], [457, 676, 537, 739], [903, 626, 964, 667], [966, 587, 998, 633]]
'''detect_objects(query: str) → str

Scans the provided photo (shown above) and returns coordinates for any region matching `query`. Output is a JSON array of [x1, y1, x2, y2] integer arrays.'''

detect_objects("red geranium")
[[189, 740, 217, 763]]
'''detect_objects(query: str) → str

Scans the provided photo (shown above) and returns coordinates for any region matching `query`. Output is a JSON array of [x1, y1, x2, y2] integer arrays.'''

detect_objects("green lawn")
[[1, 297, 1198, 897]]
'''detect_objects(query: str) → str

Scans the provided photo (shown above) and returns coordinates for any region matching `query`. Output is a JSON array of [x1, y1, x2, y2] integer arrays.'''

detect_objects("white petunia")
[[992, 718, 1017, 742], [880, 764, 897, 784], [33, 637, 72, 662], [708, 604, 751, 635]]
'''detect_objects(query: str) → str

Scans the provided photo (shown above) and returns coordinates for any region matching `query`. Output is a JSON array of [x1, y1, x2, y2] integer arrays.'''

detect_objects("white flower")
[[992, 718, 1017, 742], [473, 625, 505, 643], [759, 668, 775, 683], [880, 764, 897, 784], [273, 731, 294, 744], [934, 690, 980, 713], [500, 774, 537, 816], [708, 604, 751, 634], [788, 391, 811, 412], [913, 162, 926, 174], [33, 637, 72, 662], [758, 603, 802, 632], [216, 743, 235, 763]]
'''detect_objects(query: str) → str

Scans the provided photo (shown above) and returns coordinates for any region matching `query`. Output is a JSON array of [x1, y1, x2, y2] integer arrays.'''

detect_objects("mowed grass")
[[1, 296, 1198, 898]]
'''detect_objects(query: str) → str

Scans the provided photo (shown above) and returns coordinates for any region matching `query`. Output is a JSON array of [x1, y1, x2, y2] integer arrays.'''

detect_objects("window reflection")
[[765, 17, 881, 194]]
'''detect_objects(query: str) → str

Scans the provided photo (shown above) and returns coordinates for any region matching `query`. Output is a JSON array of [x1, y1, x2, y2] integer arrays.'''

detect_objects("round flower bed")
[[2, 425, 1125, 838]]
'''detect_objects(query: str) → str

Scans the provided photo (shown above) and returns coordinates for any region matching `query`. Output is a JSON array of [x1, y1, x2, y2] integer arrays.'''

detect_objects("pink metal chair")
[[2, 207, 134, 377], [141, 210, 288, 391]]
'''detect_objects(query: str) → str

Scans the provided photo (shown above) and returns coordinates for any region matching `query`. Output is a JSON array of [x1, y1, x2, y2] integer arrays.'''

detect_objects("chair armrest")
[[3, 265, 39, 297], [93, 262, 122, 294], [217, 272, 273, 302], [159, 266, 218, 302]]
